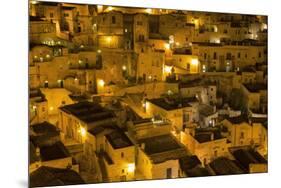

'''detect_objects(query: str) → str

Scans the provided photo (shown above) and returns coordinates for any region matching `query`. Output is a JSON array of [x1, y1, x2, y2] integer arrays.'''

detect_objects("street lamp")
[[127, 163, 135, 173]]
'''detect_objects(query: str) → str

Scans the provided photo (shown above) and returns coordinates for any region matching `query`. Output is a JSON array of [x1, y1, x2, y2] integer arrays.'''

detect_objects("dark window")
[[50, 13, 54, 18], [64, 13, 69, 17], [166, 168, 172, 179], [259, 52, 262, 58], [137, 21, 143, 26], [213, 52, 217, 59], [112, 16, 116, 24], [121, 152, 124, 158], [204, 53, 207, 60], [238, 52, 241, 58]]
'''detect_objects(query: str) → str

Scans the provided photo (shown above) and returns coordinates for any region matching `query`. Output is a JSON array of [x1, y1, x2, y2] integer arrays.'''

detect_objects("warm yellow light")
[[122, 65, 127, 71], [164, 43, 170, 50], [106, 36, 112, 43], [127, 163, 135, 173], [97, 49, 102, 53], [145, 8, 152, 14], [49, 106, 54, 111], [107, 6, 113, 11], [79, 127, 86, 137], [164, 66, 172, 73], [191, 59, 199, 65], [175, 42, 180, 46], [46, 54, 50, 58], [30, 0, 38, 4], [98, 79, 105, 87]]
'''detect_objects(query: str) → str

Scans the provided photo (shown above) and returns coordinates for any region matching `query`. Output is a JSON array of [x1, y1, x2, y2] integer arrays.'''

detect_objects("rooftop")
[[147, 97, 197, 111], [139, 134, 182, 155], [30, 166, 85, 187], [105, 129, 133, 149], [30, 121, 60, 147], [60, 101, 116, 124], [243, 83, 267, 93], [139, 134, 187, 163], [231, 148, 267, 171], [88, 124, 118, 136], [29, 16, 44, 22], [194, 128, 224, 143], [31, 121, 59, 136], [209, 157, 245, 175], [184, 166, 211, 177], [199, 104, 216, 117], [39, 141, 70, 162], [179, 155, 201, 172], [226, 116, 248, 124]]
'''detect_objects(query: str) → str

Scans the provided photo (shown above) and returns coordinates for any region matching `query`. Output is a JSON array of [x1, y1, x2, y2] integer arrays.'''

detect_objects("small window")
[[64, 13, 69, 17], [137, 21, 143, 26], [122, 169, 124, 173], [50, 13, 54, 18], [121, 152, 124, 158], [238, 52, 241, 58], [259, 52, 262, 58]]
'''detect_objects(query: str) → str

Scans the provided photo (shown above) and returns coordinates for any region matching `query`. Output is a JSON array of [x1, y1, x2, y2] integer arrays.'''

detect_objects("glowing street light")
[[79, 127, 86, 137], [127, 163, 135, 173], [164, 43, 170, 50], [97, 49, 102, 53], [98, 79, 105, 87], [191, 59, 199, 65], [164, 66, 172, 73], [122, 65, 127, 71]]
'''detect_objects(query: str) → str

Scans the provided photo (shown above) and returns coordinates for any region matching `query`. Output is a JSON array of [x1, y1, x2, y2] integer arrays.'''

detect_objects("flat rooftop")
[[105, 129, 133, 149], [60, 101, 115, 124], [209, 157, 245, 175], [194, 128, 224, 143], [139, 134, 183, 155], [147, 97, 197, 111]]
